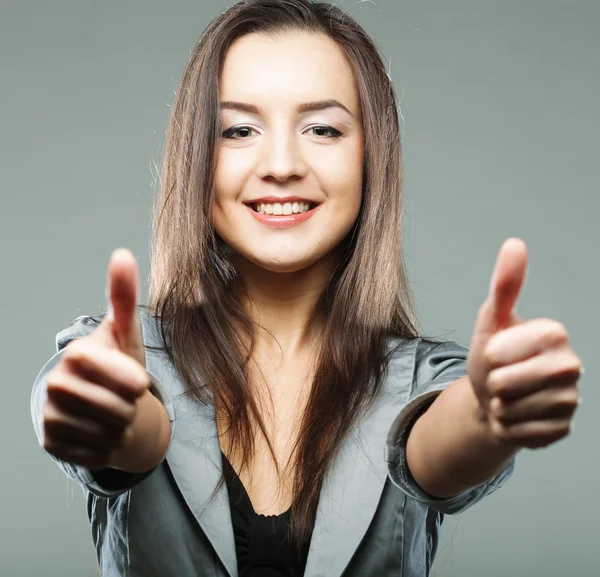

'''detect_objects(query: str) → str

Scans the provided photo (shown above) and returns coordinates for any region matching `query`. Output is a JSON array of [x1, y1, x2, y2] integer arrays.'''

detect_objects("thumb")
[[475, 238, 527, 339], [468, 238, 527, 398], [96, 248, 146, 368]]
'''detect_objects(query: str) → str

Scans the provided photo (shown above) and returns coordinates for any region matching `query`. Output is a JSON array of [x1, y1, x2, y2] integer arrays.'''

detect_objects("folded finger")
[[490, 417, 573, 449], [43, 401, 126, 452], [46, 370, 136, 428], [491, 385, 580, 426], [62, 340, 149, 401], [43, 437, 111, 470], [487, 350, 581, 400], [485, 318, 570, 367]]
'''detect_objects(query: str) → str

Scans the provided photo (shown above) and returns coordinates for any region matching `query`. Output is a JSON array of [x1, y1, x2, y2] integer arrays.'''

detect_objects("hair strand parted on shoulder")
[[149, 0, 420, 553]]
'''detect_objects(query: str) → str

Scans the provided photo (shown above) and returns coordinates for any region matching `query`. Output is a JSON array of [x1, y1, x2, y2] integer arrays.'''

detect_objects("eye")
[[304, 125, 342, 138], [222, 125, 258, 139]]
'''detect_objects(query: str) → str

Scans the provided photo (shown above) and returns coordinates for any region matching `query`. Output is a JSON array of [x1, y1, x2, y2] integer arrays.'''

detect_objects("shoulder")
[[55, 313, 103, 351], [55, 306, 161, 352], [385, 335, 469, 389], [385, 335, 468, 363], [414, 337, 469, 366]]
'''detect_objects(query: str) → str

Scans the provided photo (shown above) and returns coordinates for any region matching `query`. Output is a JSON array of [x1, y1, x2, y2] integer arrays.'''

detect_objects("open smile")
[[244, 196, 321, 228]]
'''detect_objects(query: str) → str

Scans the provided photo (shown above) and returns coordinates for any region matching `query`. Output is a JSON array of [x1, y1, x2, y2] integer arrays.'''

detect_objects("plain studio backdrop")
[[1, 1, 597, 576]]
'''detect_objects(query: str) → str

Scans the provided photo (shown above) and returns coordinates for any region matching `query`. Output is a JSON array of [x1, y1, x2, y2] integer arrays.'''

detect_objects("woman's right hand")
[[42, 248, 153, 471]]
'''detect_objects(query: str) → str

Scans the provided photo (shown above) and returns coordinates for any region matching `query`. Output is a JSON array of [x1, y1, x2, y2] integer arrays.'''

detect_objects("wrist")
[[109, 390, 170, 473], [462, 376, 520, 458]]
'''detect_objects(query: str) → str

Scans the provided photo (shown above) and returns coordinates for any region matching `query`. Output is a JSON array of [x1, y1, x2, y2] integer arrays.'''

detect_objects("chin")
[[250, 256, 319, 274], [235, 248, 326, 275]]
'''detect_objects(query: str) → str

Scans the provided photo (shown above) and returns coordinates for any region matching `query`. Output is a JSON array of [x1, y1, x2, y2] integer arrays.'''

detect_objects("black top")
[[221, 452, 310, 577]]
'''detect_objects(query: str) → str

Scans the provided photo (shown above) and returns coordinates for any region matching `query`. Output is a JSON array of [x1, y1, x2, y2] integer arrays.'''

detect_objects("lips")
[[244, 201, 322, 228]]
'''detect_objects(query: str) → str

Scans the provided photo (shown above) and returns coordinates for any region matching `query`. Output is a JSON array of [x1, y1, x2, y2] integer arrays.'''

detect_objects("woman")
[[31, 1, 582, 576]]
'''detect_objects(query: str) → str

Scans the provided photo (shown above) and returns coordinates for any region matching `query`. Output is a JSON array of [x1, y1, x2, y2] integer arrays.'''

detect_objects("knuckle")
[[42, 403, 60, 426], [129, 370, 149, 394], [142, 371, 152, 389], [62, 338, 88, 361], [139, 374, 152, 394], [483, 341, 501, 367], [562, 361, 581, 380], [490, 420, 512, 444], [45, 370, 67, 394], [559, 389, 580, 412], [486, 371, 506, 396], [125, 360, 151, 393], [543, 321, 568, 346], [560, 422, 572, 437], [564, 358, 583, 379]]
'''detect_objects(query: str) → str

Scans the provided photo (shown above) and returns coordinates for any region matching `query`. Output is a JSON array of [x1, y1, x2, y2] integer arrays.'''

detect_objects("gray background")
[[1, 0, 597, 576]]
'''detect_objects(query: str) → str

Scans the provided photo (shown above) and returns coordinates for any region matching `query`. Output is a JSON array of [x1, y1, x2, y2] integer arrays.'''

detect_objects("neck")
[[233, 254, 338, 356]]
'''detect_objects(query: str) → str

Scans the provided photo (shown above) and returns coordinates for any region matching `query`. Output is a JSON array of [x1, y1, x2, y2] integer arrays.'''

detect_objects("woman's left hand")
[[467, 238, 583, 449]]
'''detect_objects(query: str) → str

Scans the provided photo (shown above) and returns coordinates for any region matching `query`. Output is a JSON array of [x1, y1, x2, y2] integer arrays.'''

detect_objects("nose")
[[256, 129, 308, 183]]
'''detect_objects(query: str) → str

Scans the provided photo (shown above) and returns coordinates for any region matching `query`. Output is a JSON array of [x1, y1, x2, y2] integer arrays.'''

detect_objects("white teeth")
[[254, 201, 314, 214]]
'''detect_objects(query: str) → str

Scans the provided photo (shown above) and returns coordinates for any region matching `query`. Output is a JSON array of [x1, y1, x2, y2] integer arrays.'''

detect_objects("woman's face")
[[213, 31, 364, 274]]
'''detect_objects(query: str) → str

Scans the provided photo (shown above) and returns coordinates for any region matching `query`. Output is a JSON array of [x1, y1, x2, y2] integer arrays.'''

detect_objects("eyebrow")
[[219, 99, 353, 116]]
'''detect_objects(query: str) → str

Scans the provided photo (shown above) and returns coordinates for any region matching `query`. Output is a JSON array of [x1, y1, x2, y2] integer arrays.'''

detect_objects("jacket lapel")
[[164, 397, 238, 577], [142, 309, 416, 577], [141, 310, 238, 577], [303, 339, 416, 577]]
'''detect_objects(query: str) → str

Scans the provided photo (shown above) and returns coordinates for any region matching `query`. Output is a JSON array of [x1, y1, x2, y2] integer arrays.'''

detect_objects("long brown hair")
[[148, 0, 420, 552]]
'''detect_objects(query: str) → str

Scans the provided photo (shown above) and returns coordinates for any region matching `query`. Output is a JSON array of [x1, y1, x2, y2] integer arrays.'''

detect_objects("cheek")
[[212, 150, 253, 236], [309, 143, 364, 209], [214, 149, 254, 205], [212, 155, 238, 237]]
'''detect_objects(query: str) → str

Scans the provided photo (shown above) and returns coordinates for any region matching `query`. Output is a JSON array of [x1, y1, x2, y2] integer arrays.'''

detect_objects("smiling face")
[[213, 31, 364, 275]]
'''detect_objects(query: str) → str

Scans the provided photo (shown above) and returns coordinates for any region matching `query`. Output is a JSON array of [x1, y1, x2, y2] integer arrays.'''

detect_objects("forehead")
[[219, 31, 359, 112]]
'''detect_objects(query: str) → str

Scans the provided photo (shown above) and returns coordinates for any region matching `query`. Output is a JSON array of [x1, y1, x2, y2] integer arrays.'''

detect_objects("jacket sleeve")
[[386, 338, 515, 514], [30, 312, 175, 499]]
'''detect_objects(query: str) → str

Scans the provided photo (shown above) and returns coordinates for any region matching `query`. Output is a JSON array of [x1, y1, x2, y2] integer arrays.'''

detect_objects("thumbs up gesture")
[[467, 238, 582, 449], [42, 249, 153, 470]]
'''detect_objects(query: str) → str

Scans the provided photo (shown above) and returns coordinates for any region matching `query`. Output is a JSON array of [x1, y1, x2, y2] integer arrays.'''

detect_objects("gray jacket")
[[31, 309, 514, 577]]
